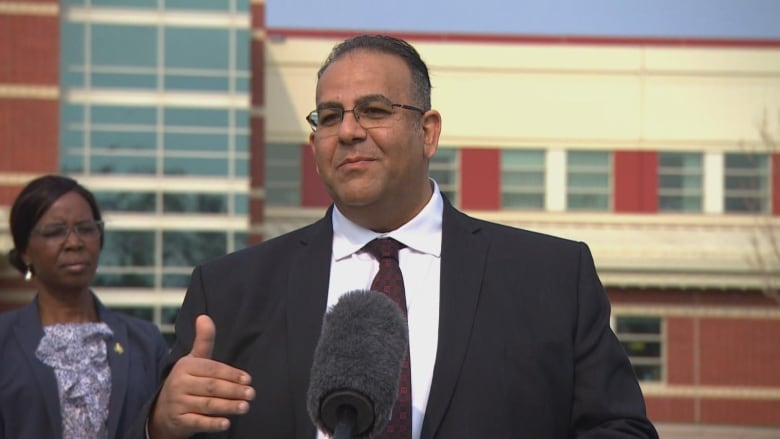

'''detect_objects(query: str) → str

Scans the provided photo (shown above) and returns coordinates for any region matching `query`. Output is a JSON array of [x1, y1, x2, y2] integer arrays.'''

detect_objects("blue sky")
[[266, 0, 780, 39]]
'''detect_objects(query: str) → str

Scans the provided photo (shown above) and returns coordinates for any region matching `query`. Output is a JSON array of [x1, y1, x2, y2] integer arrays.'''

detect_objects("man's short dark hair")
[[317, 34, 432, 110]]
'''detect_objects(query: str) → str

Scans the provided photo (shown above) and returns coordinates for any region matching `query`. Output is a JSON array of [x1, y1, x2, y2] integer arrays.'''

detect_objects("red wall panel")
[[699, 318, 780, 386], [644, 397, 695, 423], [614, 151, 658, 213], [0, 14, 59, 84], [301, 144, 331, 207], [666, 317, 695, 385], [0, 99, 58, 172], [701, 399, 780, 426], [460, 148, 500, 210]]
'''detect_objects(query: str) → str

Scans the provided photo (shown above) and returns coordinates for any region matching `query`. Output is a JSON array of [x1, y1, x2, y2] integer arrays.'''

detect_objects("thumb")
[[190, 314, 216, 359]]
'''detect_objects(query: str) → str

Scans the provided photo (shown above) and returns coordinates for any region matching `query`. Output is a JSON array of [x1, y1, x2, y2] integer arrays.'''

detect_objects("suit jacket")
[[128, 198, 658, 438], [0, 293, 168, 439]]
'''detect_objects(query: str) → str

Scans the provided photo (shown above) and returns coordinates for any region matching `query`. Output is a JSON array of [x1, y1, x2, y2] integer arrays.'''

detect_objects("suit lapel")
[[420, 202, 489, 439], [13, 299, 62, 437], [99, 299, 129, 439], [286, 209, 334, 438]]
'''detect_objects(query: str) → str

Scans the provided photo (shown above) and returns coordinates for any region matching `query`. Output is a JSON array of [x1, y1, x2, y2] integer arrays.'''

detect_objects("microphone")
[[307, 290, 409, 439]]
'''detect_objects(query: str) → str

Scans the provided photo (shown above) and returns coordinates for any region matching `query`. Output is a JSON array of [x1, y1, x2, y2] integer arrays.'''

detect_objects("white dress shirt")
[[316, 181, 444, 439]]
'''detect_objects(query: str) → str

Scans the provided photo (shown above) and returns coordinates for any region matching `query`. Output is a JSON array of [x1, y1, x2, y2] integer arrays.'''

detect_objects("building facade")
[[1, 0, 780, 428]]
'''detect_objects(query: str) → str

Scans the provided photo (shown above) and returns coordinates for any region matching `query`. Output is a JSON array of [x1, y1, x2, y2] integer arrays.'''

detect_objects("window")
[[567, 151, 611, 211], [95, 191, 156, 212], [658, 152, 703, 212], [614, 316, 663, 382], [165, 28, 230, 70], [164, 156, 229, 176], [163, 231, 227, 267], [430, 148, 459, 206], [163, 193, 228, 213], [266, 143, 301, 206], [164, 132, 229, 152], [94, 229, 156, 288], [724, 153, 770, 213], [502, 150, 545, 209], [92, 24, 157, 68]]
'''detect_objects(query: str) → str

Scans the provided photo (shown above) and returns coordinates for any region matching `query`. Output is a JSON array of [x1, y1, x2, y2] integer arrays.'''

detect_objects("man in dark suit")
[[137, 34, 658, 438]]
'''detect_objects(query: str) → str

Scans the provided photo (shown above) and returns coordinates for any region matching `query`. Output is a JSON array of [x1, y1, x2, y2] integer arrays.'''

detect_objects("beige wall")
[[266, 37, 780, 151]]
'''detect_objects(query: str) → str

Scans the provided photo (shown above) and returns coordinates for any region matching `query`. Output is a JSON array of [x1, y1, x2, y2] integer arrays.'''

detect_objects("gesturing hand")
[[149, 314, 255, 439]]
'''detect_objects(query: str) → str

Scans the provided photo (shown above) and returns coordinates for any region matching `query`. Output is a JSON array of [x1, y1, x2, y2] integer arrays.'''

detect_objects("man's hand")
[[149, 314, 256, 439]]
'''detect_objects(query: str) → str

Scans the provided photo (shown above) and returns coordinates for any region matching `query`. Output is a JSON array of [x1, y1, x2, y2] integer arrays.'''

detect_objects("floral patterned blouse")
[[35, 322, 114, 439]]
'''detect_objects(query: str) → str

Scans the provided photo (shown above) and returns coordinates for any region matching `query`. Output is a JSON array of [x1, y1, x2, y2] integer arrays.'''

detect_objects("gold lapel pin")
[[113, 342, 124, 355]]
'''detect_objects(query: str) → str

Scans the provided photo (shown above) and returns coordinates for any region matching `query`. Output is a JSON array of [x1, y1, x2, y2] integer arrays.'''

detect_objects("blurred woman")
[[0, 175, 168, 439]]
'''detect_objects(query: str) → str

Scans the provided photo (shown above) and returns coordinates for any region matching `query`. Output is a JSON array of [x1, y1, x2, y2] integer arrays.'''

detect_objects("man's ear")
[[421, 109, 442, 159], [309, 132, 321, 176]]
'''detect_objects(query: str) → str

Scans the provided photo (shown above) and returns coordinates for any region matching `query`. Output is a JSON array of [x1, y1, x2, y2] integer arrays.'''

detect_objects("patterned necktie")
[[364, 238, 412, 439]]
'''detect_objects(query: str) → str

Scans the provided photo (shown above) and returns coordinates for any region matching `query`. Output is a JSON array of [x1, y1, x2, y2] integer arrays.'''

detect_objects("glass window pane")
[[569, 151, 609, 167], [164, 157, 228, 176], [163, 231, 227, 266], [163, 193, 228, 213], [502, 193, 544, 209], [503, 172, 544, 187], [165, 74, 230, 92], [266, 143, 301, 206], [567, 151, 610, 211], [502, 149, 545, 210], [164, 133, 228, 151], [165, 108, 229, 127], [236, 30, 250, 71], [633, 365, 662, 382], [658, 152, 702, 213], [621, 341, 661, 357], [617, 316, 661, 334], [724, 153, 770, 213], [91, 155, 156, 175], [165, 0, 231, 11], [165, 28, 229, 70], [567, 194, 609, 210], [233, 232, 249, 251], [233, 194, 248, 214], [101, 230, 155, 266], [92, 24, 157, 67], [95, 191, 156, 212], [235, 157, 249, 177], [93, 273, 154, 287], [503, 150, 544, 167], [568, 173, 609, 188], [61, 148, 85, 173], [93, 106, 156, 125], [92, 130, 156, 150], [92, 72, 157, 89], [61, 21, 84, 67], [162, 274, 192, 288], [92, 0, 156, 7], [162, 306, 180, 325]]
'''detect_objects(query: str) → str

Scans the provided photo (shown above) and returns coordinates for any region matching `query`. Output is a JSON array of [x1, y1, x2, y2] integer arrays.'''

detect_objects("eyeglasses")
[[306, 99, 425, 135], [32, 220, 104, 244]]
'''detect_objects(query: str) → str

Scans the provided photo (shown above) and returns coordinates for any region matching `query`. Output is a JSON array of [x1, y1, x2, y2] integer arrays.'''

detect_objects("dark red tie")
[[364, 238, 412, 439]]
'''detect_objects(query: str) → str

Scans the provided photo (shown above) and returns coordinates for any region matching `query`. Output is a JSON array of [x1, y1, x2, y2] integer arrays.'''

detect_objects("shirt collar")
[[332, 179, 444, 261]]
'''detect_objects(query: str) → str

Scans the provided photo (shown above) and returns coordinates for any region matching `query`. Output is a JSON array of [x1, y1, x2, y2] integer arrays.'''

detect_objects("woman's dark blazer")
[[0, 293, 168, 439]]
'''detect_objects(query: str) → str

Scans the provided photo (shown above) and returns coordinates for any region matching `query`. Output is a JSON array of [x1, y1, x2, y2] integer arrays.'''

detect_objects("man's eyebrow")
[[316, 94, 391, 109]]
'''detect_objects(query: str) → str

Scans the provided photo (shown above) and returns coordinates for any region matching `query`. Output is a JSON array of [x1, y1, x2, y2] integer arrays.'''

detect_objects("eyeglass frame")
[[31, 220, 105, 244], [306, 99, 426, 133]]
